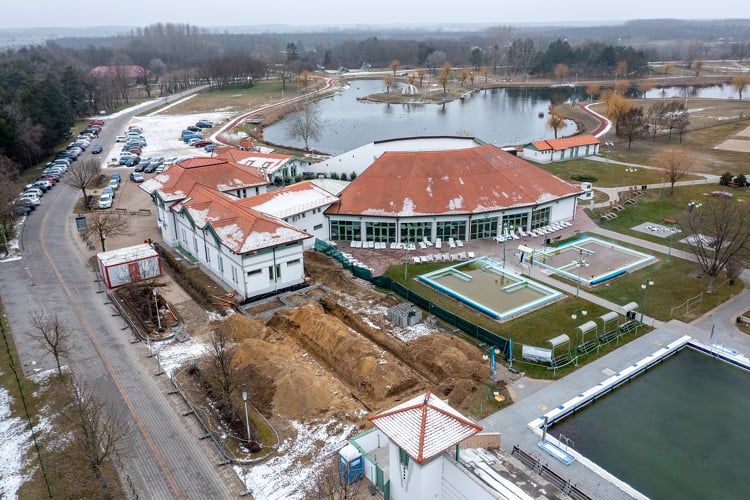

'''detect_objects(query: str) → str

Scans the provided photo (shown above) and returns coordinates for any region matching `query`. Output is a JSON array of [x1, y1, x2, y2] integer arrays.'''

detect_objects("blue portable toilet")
[[339, 444, 363, 484]]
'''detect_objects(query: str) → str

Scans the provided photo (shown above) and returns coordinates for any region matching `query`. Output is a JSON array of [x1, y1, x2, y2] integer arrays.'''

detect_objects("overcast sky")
[[2, 1, 749, 30]]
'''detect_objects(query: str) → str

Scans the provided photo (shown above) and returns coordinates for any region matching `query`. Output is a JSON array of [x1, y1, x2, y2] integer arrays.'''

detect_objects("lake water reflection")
[[263, 79, 739, 155], [263, 79, 578, 154]]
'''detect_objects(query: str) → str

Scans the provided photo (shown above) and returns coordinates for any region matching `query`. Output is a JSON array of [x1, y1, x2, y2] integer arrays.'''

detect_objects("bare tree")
[[388, 59, 400, 76], [656, 147, 693, 194], [731, 75, 749, 100], [685, 194, 750, 293], [287, 99, 323, 152], [0, 157, 21, 256], [617, 106, 648, 149], [553, 63, 569, 82], [383, 75, 394, 94], [690, 59, 705, 77], [437, 63, 452, 94], [55, 378, 128, 500], [84, 211, 132, 252], [311, 457, 363, 500], [546, 114, 565, 139], [208, 323, 238, 416], [62, 159, 101, 209], [30, 312, 71, 378]]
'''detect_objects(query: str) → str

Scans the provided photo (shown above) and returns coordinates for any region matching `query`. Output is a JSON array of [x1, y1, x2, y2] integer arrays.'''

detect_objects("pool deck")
[[482, 316, 750, 499]]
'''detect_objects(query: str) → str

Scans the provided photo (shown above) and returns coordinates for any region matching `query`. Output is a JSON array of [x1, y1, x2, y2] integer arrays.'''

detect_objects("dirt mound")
[[304, 251, 362, 294], [276, 302, 423, 406], [225, 313, 365, 421]]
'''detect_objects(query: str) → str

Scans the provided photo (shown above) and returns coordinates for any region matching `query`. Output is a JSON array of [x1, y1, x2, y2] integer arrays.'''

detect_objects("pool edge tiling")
[[417, 257, 563, 320], [527, 336, 750, 499]]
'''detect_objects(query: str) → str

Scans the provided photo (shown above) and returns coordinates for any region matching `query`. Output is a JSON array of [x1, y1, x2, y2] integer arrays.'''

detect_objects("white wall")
[[308, 137, 482, 178], [172, 211, 308, 300], [283, 207, 329, 248]]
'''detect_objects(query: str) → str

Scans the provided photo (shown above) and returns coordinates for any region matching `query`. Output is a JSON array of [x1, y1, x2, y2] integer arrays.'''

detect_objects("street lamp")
[[502, 221, 513, 269], [667, 224, 678, 262], [573, 249, 589, 298], [640, 278, 655, 324], [241, 391, 252, 445], [153, 288, 162, 331], [604, 141, 614, 162], [571, 307, 588, 348], [482, 346, 501, 381], [625, 167, 637, 190]]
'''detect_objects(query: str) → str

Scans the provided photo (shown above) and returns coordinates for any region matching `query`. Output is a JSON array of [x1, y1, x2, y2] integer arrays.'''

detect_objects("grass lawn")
[[536, 156, 704, 188]]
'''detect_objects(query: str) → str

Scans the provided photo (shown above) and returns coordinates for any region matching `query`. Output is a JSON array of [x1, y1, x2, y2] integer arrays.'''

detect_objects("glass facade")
[[366, 221, 396, 242], [436, 220, 467, 241], [501, 213, 529, 232], [530, 207, 551, 230], [330, 220, 361, 241], [470, 217, 498, 239], [400, 221, 431, 243]]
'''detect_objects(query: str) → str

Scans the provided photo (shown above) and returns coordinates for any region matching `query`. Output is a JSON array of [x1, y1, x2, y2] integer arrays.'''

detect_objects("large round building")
[[324, 140, 582, 244]]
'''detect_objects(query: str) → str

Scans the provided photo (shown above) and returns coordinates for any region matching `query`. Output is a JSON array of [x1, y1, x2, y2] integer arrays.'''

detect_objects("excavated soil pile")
[[321, 293, 490, 408], [272, 302, 424, 407], [224, 313, 364, 421]]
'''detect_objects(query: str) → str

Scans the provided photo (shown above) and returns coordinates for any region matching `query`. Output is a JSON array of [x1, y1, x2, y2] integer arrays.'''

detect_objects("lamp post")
[[604, 141, 614, 163], [153, 288, 161, 331], [482, 346, 500, 382], [625, 167, 637, 190], [502, 221, 513, 269], [571, 307, 588, 350], [640, 278, 655, 324], [667, 224, 678, 262], [241, 391, 252, 445], [573, 249, 589, 298]]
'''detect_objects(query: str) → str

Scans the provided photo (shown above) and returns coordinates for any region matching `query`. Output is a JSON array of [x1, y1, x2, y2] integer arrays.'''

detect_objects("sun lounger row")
[[412, 251, 475, 264], [496, 221, 572, 242]]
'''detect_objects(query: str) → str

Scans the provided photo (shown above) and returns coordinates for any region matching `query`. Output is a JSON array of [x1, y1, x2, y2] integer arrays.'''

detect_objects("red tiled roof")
[[327, 144, 581, 217], [140, 157, 267, 202], [172, 184, 309, 254], [88, 65, 149, 79], [369, 391, 482, 463], [529, 134, 599, 151], [215, 148, 293, 175]]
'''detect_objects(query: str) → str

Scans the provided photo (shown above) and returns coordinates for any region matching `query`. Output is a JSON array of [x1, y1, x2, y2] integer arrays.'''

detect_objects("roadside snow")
[[0, 219, 24, 263], [151, 338, 211, 377], [238, 418, 356, 500], [0, 383, 31, 499]]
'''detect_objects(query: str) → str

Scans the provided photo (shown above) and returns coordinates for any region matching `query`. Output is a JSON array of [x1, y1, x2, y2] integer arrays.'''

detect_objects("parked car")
[[108, 178, 120, 191], [196, 120, 214, 128], [98, 192, 113, 209], [187, 125, 201, 132], [204, 144, 216, 152], [115, 135, 126, 142], [125, 156, 141, 167], [193, 140, 213, 148], [129, 172, 145, 183], [143, 162, 158, 173], [103, 186, 115, 198], [91, 145, 103, 154], [18, 193, 41, 206], [23, 188, 44, 198], [111, 172, 121, 182]]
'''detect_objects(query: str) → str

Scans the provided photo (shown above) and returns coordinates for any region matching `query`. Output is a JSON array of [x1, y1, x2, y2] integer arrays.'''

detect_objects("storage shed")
[[97, 243, 162, 289]]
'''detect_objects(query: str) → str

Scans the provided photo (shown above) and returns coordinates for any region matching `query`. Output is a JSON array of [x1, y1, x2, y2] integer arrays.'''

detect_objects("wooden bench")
[[663, 218, 678, 225]]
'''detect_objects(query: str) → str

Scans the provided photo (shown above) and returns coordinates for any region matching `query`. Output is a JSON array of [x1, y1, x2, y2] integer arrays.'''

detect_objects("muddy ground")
[[223, 250, 500, 425]]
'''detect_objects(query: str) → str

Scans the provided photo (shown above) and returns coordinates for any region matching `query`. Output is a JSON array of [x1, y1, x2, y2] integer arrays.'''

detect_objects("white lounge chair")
[[456, 239, 464, 247], [435, 238, 442, 249], [467, 251, 475, 258], [423, 237, 433, 247], [419, 242, 427, 249], [510, 231, 520, 240], [495, 235, 505, 243]]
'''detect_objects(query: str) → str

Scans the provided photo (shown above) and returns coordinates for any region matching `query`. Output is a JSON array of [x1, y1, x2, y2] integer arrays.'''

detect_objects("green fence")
[[314, 239, 510, 360], [372, 276, 511, 360], [315, 239, 373, 281]]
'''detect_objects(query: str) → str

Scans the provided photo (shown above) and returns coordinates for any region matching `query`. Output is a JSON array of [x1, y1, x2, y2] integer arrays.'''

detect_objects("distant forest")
[[1, 18, 750, 171]]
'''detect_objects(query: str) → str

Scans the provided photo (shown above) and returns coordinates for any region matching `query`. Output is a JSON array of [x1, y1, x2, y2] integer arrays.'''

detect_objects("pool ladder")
[[558, 434, 574, 453]]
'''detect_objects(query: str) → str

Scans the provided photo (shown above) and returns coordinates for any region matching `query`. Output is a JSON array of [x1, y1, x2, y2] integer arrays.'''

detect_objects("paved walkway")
[[480, 209, 750, 499]]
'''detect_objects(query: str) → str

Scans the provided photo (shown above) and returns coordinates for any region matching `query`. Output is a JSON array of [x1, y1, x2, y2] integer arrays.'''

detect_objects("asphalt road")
[[0, 91, 238, 499]]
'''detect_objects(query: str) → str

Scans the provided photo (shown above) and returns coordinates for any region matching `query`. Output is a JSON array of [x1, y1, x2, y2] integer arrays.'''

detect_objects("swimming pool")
[[533, 236, 656, 287], [528, 336, 750, 498], [418, 256, 563, 320]]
